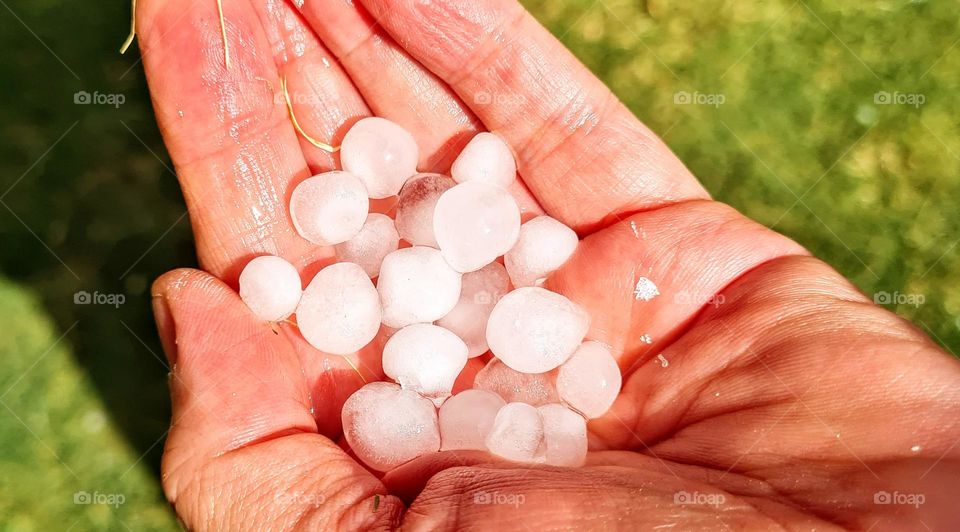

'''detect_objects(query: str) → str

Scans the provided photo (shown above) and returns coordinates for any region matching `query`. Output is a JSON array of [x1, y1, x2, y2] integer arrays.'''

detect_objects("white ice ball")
[[377, 247, 462, 328], [473, 358, 559, 406], [296, 262, 381, 355], [485, 402, 544, 463], [238, 255, 302, 321], [382, 323, 468, 405], [435, 262, 511, 357], [451, 132, 517, 189], [342, 382, 440, 472], [340, 117, 419, 199], [433, 181, 521, 273], [438, 389, 506, 451], [486, 287, 590, 373], [394, 173, 456, 247], [557, 341, 622, 419], [537, 404, 587, 467], [334, 213, 399, 278], [290, 171, 369, 246], [505, 216, 579, 288]]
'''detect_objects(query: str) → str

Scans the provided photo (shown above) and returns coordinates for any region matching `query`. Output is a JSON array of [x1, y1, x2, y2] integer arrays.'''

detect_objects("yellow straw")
[[280, 76, 340, 153], [119, 0, 137, 54]]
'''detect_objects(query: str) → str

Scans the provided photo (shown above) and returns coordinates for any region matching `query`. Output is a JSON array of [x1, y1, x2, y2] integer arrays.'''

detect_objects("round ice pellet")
[[435, 262, 511, 357], [486, 287, 590, 373], [485, 402, 543, 463], [433, 181, 521, 273], [473, 358, 559, 406], [238, 255, 302, 321], [537, 404, 587, 467], [450, 132, 517, 189], [290, 171, 369, 246], [296, 262, 381, 355], [340, 117, 419, 199], [557, 341, 622, 419], [382, 323, 468, 405], [438, 389, 506, 451], [377, 247, 462, 328], [334, 213, 399, 278], [342, 382, 440, 472], [505, 216, 579, 288], [394, 173, 455, 247]]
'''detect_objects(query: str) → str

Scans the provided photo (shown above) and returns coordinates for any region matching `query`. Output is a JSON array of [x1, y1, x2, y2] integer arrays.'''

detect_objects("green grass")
[[0, 0, 957, 529]]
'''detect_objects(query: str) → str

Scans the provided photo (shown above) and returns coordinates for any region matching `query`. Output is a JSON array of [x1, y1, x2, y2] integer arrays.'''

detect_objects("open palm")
[[142, 0, 960, 529]]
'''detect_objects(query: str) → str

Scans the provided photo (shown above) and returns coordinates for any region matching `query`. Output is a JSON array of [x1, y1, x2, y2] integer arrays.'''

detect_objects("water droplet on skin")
[[911, 445, 922, 452], [639, 334, 653, 344], [656, 354, 668, 367]]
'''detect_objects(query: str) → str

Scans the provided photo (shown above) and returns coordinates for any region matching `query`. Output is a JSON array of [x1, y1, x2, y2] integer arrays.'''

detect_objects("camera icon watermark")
[[73, 491, 126, 508], [873, 91, 925, 108], [74, 91, 126, 109], [274, 491, 326, 507], [674, 91, 726, 108], [473, 289, 507, 305], [74, 290, 126, 308], [673, 290, 725, 308], [873, 291, 924, 307], [473, 490, 525, 508], [674, 490, 726, 506], [874, 490, 925, 508], [473, 91, 527, 107]]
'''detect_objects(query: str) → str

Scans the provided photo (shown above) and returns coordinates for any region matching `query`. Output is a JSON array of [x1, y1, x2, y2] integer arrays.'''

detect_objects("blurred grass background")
[[0, 0, 957, 529]]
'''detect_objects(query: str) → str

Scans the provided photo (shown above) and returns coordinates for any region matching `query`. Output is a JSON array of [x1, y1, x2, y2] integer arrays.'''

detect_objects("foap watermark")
[[472, 289, 506, 305], [274, 491, 326, 507], [74, 290, 126, 308], [674, 490, 726, 507], [273, 89, 324, 107], [673, 91, 725, 108], [874, 490, 925, 508], [473, 490, 525, 508], [673, 290, 726, 308], [874, 91, 925, 108], [74, 91, 126, 109], [474, 91, 526, 107], [74, 491, 126, 508], [873, 291, 925, 307]]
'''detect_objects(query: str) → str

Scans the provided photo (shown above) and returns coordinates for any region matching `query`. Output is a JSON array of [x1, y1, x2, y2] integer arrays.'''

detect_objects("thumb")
[[151, 268, 401, 530]]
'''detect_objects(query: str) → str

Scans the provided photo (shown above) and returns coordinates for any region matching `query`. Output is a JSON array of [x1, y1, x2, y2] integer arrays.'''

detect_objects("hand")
[[141, 0, 960, 529]]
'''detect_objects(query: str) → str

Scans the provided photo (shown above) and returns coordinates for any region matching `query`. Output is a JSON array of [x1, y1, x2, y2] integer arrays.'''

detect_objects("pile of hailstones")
[[238, 117, 622, 471]]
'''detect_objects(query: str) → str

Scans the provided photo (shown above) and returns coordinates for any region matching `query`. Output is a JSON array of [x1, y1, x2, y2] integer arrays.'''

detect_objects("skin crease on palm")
[[138, 0, 960, 529]]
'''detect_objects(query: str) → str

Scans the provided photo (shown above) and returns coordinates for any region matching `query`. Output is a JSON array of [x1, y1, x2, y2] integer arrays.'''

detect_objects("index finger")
[[360, 0, 709, 232]]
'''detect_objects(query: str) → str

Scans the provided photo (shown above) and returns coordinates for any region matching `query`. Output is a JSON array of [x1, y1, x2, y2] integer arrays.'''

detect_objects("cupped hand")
[[141, 0, 960, 529]]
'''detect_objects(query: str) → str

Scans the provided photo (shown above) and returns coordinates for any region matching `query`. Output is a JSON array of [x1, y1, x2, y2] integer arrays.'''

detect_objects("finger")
[[138, 0, 318, 281], [294, 0, 544, 215], [249, 0, 370, 171], [152, 269, 402, 530], [360, 0, 709, 231], [401, 465, 785, 530], [293, 0, 475, 172], [244, 0, 391, 433]]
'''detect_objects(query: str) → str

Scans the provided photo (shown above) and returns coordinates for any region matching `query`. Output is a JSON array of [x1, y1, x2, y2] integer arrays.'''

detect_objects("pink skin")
[[142, 0, 960, 530]]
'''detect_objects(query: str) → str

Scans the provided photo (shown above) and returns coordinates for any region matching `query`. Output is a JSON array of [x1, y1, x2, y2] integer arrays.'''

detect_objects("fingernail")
[[152, 293, 178, 366]]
